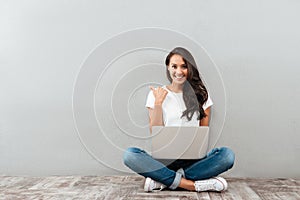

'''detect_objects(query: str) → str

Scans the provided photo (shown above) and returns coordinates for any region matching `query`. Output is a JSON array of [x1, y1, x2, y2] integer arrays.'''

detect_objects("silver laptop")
[[151, 126, 209, 159]]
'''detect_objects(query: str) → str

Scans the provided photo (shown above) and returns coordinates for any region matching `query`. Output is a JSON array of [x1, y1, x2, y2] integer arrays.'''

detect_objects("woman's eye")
[[172, 65, 177, 69], [182, 65, 187, 69]]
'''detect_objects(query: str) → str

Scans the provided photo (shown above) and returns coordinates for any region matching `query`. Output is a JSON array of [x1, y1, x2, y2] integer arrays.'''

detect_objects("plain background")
[[1, 1, 299, 178]]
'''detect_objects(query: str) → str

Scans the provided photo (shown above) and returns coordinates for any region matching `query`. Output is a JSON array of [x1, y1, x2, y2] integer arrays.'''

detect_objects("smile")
[[174, 74, 185, 79]]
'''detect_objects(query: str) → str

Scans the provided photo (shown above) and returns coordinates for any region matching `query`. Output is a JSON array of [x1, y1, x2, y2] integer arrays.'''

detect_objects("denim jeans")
[[123, 147, 235, 190]]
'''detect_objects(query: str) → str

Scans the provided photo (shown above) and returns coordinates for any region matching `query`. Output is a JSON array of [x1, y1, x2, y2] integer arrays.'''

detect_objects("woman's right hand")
[[150, 86, 168, 105]]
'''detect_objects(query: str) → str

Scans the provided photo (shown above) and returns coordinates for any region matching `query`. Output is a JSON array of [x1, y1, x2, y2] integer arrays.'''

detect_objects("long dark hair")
[[165, 47, 208, 121]]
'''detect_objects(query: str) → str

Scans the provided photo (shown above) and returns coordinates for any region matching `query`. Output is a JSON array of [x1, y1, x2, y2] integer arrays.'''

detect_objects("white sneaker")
[[194, 177, 228, 192], [144, 177, 167, 192]]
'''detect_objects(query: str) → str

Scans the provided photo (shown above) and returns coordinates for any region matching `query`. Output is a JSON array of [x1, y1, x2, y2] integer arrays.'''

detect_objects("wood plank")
[[196, 192, 211, 200], [224, 181, 261, 200], [276, 192, 300, 200]]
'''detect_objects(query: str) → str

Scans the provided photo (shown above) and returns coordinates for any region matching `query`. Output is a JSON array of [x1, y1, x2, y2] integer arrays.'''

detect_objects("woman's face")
[[168, 54, 188, 85]]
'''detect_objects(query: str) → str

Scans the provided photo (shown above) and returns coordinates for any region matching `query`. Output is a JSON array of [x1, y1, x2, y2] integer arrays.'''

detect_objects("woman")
[[123, 47, 235, 192]]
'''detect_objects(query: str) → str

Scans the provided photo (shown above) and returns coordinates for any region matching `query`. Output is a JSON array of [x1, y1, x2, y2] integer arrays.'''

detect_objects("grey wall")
[[1, 1, 299, 177]]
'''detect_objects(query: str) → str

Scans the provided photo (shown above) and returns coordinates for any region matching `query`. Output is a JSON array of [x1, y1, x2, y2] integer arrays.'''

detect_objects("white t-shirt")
[[145, 86, 213, 126]]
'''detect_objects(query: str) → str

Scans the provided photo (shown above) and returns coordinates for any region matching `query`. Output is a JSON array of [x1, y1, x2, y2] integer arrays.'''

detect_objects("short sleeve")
[[202, 93, 213, 110], [145, 90, 155, 109]]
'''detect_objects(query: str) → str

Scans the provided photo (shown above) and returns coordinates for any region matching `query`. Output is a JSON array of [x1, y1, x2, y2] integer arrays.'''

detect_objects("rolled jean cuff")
[[169, 172, 182, 190], [177, 168, 185, 178]]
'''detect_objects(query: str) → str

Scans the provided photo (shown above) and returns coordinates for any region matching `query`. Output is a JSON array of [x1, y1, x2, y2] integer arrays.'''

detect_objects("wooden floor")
[[0, 176, 299, 200]]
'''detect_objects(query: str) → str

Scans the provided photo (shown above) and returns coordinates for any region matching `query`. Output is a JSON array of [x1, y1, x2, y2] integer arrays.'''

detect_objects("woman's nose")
[[176, 67, 183, 74]]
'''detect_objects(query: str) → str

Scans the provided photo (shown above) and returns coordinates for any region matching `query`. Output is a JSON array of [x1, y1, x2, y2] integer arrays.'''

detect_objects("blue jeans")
[[123, 147, 235, 190]]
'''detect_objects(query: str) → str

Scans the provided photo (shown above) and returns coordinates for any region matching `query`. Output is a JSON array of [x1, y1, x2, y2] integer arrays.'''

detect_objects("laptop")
[[151, 126, 209, 159]]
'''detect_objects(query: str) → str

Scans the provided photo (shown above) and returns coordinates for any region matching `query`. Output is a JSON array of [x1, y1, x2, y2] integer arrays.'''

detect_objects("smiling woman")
[[164, 47, 210, 125], [123, 47, 235, 193]]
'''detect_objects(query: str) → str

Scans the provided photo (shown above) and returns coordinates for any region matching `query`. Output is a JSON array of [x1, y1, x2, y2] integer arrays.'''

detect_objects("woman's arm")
[[148, 105, 164, 127], [199, 107, 211, 126]]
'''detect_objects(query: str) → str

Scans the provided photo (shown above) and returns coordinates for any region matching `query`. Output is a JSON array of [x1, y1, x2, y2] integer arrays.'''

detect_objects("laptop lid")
[[151, 126, 209, 159]]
